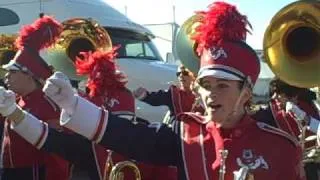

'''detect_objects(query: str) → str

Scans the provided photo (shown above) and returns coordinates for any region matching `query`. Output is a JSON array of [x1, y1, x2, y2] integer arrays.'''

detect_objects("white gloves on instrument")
[[286, 101, 306, 121], [133, 87, 147, 100], [42, 72, 77, 115], [0, 87, 17, 117]]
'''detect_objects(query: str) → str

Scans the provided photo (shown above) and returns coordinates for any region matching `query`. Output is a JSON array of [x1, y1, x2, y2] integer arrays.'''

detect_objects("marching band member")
[[0, 16, 70, 180], [133, 65, 203, 125], [253, 78, 320, 138], [0, 47, 177, 179], [0, 2, 305, 179], [253, 78, 320, 179], [0, 34, 17, 151], [74, 48, 177, 180], [286, 97, 320, 180]]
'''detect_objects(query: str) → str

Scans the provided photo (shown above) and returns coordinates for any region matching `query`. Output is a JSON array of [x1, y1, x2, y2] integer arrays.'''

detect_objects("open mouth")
[[207, 102, 222, 111]]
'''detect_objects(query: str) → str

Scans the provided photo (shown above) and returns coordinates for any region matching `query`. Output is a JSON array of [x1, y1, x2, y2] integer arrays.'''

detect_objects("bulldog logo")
[[209, 47, 228, 60], [106, 98, 120, 108], [236, 149, 269, 170]]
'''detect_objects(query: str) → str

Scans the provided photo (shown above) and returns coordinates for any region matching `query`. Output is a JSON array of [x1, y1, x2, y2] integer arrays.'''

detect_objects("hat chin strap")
[[224, 78, 250, 126]]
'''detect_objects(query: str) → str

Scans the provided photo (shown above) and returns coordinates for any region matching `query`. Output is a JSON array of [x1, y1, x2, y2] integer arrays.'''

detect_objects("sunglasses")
[[176, 71, 190, 77]]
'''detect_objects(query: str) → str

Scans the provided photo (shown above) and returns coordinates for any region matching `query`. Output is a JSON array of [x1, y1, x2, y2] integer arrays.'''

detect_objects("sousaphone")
[[42, 18, 112, 80], [174, 14, 203, 75], [263, 0, 320, 88], [0, 34, 18, 77], [264, 0, 320, 164]]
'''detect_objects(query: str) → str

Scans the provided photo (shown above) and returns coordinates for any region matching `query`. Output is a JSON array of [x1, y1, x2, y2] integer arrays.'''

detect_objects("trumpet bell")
[[174, 14, 202, 74], [263, 1, 320, 88], [42, 18, 112, 80], [109, 161, 141, 180]]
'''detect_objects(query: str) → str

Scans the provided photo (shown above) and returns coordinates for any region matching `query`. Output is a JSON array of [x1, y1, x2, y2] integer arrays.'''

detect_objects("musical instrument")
[[0, 34, 18, 77], [263, 0, 320, 163], [263, 0, 320, 88], [174, 14, 202, 74], [219, 149, 229, 180], [106, 151, 141, 180], [233, 166, 254, 180], [175, 10, 256, 180], [42, 18, 112, 80]]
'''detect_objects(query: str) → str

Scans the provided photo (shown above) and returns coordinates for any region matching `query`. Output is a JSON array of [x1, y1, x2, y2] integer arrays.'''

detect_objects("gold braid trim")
[[7, 106, 25, 125]]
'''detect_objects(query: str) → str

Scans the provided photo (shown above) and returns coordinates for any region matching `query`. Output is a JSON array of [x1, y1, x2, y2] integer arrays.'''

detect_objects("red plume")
[[75, 46, 127, 98], [192, 1, 252, 55], [15, 15, 62, 50]]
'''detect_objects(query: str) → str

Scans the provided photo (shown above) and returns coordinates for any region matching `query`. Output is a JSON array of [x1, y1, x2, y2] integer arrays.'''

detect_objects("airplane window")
[[0, 8, 20, 26], [106, 28, 163, 61]]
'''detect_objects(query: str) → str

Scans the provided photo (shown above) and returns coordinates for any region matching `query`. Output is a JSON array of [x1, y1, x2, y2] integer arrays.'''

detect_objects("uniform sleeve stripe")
[[92, 109, 107, 142], [34, 122, 48, 149], [95, 111, 109, 143]]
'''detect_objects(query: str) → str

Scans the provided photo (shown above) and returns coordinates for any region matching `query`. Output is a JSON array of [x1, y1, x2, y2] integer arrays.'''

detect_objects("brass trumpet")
[[108, 160, 141, 180], [104, 150, 141, 180]]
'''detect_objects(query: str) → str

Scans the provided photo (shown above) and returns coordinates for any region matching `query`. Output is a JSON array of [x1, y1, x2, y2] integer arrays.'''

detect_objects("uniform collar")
[[205, 115, 255, 139]]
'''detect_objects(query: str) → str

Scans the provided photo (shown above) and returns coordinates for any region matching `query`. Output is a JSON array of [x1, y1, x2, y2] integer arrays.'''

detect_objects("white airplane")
[[0, 0, 178, 122]]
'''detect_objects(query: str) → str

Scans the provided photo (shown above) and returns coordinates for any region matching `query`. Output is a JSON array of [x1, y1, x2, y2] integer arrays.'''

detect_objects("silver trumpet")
[[219, 149, 229, 180], [233, 166, 254, 180], [218, 149, 255, 180]]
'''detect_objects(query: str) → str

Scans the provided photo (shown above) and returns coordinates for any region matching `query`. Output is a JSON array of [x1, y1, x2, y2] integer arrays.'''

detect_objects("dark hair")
[[269, 78, 316, 103]]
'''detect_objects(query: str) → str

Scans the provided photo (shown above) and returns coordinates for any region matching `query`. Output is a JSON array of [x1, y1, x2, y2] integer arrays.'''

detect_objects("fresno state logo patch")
[[106, 98, 120, 108], [208, 47, 228, 60], [236, 149, 269, 170]]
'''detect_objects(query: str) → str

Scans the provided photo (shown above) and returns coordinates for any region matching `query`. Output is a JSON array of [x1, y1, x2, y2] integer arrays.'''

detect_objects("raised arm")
[[133, 87, 172, 107], [58, 93, 180, 166], [42, 72, 180, 165]]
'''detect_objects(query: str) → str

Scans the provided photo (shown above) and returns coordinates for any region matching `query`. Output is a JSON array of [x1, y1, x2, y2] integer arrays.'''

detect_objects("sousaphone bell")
[[263, 0, 320, 88], [174, 14, 203, 75], [42, 18, 112, 80]]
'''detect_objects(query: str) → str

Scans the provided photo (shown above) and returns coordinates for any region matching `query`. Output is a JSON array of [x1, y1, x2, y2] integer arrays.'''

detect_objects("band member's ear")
[[241, 87, 253, 108]]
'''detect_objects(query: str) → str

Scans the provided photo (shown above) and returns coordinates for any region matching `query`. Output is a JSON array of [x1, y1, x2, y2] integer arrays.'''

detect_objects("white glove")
[[42, 72, 77, 115], [0, 87, 17, 117], [133, 87, 147, 100], [286, 101, 306, 121]]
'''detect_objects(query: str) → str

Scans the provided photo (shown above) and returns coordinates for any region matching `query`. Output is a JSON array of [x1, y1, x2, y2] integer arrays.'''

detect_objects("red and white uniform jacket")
[[177, 113, 305, 180], [12, 95, 305, 179], [1, 89, 70, 180], [268, 99, 320, 149], [56, 96, 305, 180]]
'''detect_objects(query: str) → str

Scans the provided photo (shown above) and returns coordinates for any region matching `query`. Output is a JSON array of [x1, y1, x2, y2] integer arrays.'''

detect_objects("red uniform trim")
[[92, 109, 106, 142], [171, 86, 183, 115], [269, 100, 299, 138], [179, 114, 210, 180], [34, 122, 47, 149]]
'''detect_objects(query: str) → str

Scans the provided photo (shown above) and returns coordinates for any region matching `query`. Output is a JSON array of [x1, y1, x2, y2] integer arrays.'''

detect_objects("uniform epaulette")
[[256, 122, 299, 147]]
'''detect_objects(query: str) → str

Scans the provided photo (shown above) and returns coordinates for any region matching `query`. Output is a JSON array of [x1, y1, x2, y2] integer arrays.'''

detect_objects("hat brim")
[[2, 61, 20, 71], [197, 69, 242, 81]]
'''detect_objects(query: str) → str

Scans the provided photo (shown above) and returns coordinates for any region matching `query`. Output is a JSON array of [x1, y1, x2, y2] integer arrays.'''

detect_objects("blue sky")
[[103, 0, 296, 50]]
